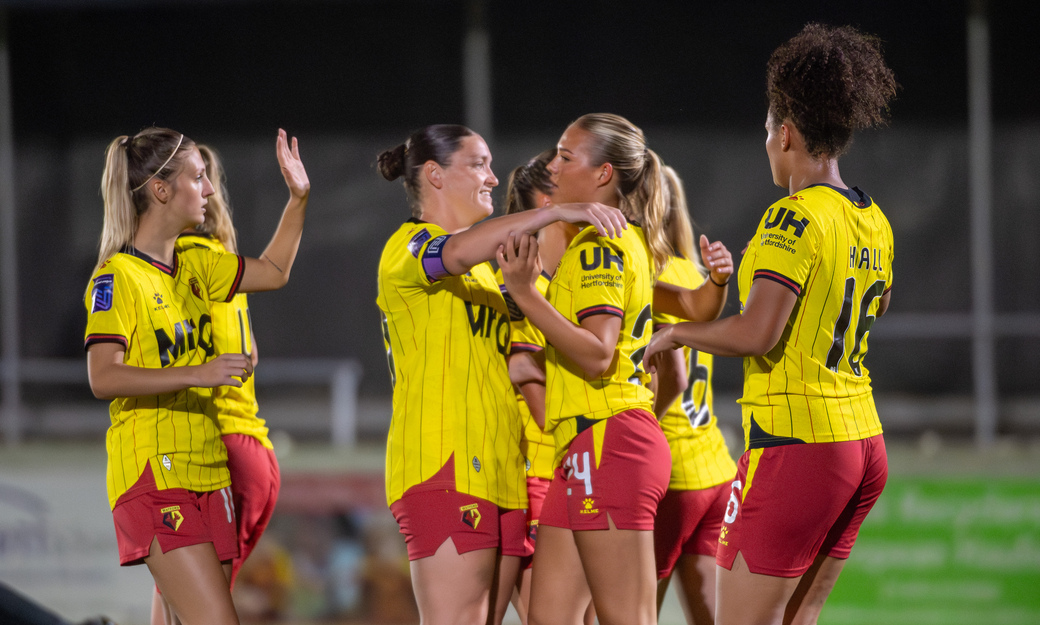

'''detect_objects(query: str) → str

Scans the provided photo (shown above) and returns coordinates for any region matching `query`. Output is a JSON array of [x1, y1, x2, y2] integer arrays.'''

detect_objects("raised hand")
[[700, 234, 733, 286], [276, 128, 310, 200]]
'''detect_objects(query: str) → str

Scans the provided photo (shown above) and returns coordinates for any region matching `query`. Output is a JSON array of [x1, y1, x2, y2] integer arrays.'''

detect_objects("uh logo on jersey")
[[155, 314, 215, 367], [763, 206, 809, 238]]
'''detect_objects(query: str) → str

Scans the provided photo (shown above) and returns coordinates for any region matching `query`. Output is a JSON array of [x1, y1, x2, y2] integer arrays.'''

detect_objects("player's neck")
[[786, 155, 844, 195], [132, 218, 178, 266]]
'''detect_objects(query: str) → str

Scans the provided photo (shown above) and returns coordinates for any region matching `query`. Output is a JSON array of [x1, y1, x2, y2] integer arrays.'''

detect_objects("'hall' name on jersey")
[[849, 246, 885, 272]]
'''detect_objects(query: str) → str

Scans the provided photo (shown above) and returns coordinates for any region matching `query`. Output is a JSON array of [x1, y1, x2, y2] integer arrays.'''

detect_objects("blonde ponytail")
[[95, 136, 138, 274], [93, 128, 196, 274], [660, 165, 705, 275], [573, 113, 670, 278], [196, 144, 239, 253]]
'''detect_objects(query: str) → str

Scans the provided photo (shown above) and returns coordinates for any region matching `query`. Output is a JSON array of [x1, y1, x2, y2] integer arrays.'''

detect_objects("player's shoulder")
[[384, 219, 448, 258], [176, 233, 224, 253], [91, 250, 145, 281], [659, 255, 703, 288]]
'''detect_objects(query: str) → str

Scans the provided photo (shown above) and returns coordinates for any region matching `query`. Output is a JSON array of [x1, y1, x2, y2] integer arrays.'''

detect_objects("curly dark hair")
[[767, 23, 898, 158]]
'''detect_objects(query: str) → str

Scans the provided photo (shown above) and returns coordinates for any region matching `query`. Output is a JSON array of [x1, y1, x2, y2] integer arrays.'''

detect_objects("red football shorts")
[[223, 433, 281, 587], [521, 476, 551, 569], [500, 506, 533, 558], [389, 458, 500, 560], [112, 463, 238, 566], [540, 408, 671, 531], [716, 434, 888, 577], [653, 482, 730, 578]]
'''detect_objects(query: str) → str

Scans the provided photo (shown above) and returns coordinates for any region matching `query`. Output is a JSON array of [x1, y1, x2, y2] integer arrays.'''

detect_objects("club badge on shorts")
[[460, 503, 481, 529], [161, 505, 184, 531]]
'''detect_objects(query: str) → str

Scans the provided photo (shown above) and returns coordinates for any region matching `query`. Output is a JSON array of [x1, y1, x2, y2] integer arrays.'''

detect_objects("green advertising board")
[[824, 477, 1040, 625]]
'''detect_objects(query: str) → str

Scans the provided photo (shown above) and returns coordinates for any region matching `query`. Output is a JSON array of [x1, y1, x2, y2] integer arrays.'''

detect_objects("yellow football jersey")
[[737, 184, 894, 449], [500, 269, 555, 481], [84, 246, 244, 509], [544, 224, 656, 462], [653, 256, 737, 490], [176, 234, 272, 450], [377, 219, 527, 509]]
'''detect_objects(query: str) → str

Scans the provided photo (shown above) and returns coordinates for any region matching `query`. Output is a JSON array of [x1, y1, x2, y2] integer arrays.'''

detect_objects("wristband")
[[709, 274, 729, 287]]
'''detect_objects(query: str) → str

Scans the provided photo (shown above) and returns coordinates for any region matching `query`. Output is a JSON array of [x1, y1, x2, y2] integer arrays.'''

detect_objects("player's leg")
[[145, 538, 238, 625], [671, 554, 717, 625], [487, 554, 522, 625], [410, 539, 497, 625], [716, 552, 801, 625], [783, 435, 887, 625], [224, 434, 281, 588], [671, 482, 730, 625], [574, 519, 658, 625], [656, 571, 672, 614], [527, 525, 593, 625], [150, 588, 179, 625], [513, 566, 532, 625], [782, 553, 845, 625]]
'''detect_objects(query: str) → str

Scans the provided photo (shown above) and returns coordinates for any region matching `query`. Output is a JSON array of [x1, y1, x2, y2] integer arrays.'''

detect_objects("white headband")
[[130, 134, 184, 193]]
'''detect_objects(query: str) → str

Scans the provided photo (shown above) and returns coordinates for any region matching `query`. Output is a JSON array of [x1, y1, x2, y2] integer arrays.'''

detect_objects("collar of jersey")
[[805, 183, 873, 209], [121, 245, 178, 276]]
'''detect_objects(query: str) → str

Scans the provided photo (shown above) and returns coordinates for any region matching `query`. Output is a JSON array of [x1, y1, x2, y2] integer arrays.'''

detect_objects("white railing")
[[0, 357, 363, 447]]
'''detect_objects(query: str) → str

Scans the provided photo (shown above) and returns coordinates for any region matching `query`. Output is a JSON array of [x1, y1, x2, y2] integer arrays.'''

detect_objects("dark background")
[[3, 0, 1039, 413]]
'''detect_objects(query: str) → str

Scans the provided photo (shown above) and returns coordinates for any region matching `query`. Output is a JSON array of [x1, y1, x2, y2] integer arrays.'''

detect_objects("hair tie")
[[130, 134, 183, 193]]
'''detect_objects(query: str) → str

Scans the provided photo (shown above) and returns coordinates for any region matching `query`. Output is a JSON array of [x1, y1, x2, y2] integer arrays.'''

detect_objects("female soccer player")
[[643, 24, 897, 625], [650, 165, 737, 625], [375, 124, 627, 625], [85, 127, 309, 625], [498, 113, 732, 625], [498, 149, 575, 625], [146, 145, 283, 625]]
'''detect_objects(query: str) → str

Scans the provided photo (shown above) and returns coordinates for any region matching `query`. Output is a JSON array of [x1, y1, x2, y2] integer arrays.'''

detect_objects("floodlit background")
[[0, 1, 1038, 623]]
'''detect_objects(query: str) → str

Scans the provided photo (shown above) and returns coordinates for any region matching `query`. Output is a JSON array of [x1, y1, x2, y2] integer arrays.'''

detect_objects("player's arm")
[[86, 342, 253, 400], [877, 290, 891, 317], [644, 279, 797, 370], [650, 332, 688, 419], [510, 351, 548, 429], [653, 235, 733, 322], [441, 203, 627, 276], [499, 233, 619, 378], [239, 129, 310, 293]]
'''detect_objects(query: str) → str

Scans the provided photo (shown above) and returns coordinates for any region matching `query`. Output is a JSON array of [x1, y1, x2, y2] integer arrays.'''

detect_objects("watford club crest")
[[189, 277, 203, 300], [161, 505, 184, 531], [460, 503, 481, 530]]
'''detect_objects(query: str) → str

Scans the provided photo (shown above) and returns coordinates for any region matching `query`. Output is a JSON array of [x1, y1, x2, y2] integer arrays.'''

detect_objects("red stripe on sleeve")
[[225, 255, 245, 302], [576, 305, 624, 322], [84, 334, 128, 350], [753, 270, 802, 296]]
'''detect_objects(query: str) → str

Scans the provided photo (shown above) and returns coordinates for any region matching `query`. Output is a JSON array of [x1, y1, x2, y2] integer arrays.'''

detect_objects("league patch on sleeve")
[[407, 228, 432, 258], [91, 274, 114, 312]]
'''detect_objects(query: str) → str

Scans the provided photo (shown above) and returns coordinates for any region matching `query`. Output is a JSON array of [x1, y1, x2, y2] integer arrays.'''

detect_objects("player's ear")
[[424, 161, 443, 190], [150, 179, 170, 204], [780, 122, 796, 152], [596, 162, 614, 187]]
